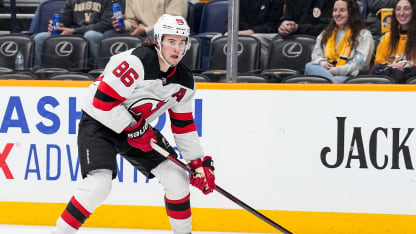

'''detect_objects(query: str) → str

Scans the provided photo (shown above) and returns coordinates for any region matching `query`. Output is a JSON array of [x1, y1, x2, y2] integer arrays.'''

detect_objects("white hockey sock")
[[52, 169, 112, 234], [165, 194, 192, 234]]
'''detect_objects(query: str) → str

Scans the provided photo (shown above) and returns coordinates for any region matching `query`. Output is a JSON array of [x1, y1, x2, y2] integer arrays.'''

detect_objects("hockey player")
[[52, 14, 215, 234]]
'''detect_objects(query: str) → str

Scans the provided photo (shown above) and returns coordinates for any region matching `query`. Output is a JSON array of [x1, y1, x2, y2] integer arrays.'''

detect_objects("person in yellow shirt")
[[304, 0, 374, 83], [370, 0, 416, 83]]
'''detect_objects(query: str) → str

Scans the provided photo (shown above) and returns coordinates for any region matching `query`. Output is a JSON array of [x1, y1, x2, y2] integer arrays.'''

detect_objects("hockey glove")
[[188, 156, 215, 194], [124, 117, 156, 152]]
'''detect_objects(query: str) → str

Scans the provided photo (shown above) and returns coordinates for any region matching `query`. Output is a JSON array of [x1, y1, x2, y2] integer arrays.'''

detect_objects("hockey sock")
[[55, 196, 91, 234], [165, 193, 192, 234], [53, 169, 112, 234]]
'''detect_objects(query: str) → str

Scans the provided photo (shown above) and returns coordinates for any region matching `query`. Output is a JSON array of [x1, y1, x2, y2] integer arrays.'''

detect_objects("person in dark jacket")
[[223, 0, 284, 68], [33, 0, 113, 68], [366, 0, 395, 35], [237, 0, 283, 35], [278, 0, 335, 36]]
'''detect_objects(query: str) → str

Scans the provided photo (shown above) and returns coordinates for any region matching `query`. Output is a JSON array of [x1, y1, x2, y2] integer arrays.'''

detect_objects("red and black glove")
[[188, 156, 215, 194], [124, 117, 156, 152]]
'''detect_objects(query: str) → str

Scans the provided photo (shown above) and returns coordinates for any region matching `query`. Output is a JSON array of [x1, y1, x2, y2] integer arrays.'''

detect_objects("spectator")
[[108, 0, 188, 38], [224, 0, 284, 69], [356, 0, 368, 19], [278, 0, 335, 37], [370, 0, 416, 83], [33, 0, 113, 68], [28, 0, 47, 35], [366, 0, 395, 35], [368, 0, 395, 14], [304, 0, 374, 83]]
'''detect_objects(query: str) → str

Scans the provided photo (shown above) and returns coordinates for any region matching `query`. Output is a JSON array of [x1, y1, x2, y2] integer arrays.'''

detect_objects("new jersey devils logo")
[[128, 98, 167, 119]]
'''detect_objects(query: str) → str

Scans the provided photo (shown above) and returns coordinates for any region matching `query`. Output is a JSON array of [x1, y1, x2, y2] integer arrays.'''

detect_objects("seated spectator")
[[28, 0, 47, 35], [366, 0, 395, 36], [356, 0, 368, 19], [370, 0, 416, 83], [223, 0, 284, 69], [107, 0, 188, 38], [278, 0, 335, 37], [304, 0, 374, 83], [33, 0, 113, 68]]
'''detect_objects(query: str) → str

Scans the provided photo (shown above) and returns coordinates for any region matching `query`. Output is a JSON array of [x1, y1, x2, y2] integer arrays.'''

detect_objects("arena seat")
[[262, 34, 316, 81], [187, 2, 205, 35], [406, 76, 416, 84], [35, 67, 69, 80], [202, 35, 260, 82], [0, 33, 34, 70], [195, 0, 228, 70], [198, 0, 228, 34], [0, 71, 37, 80], [182, 36, 201, 72], [282, 75, 332, 83], [236, 74, 268, 83], [41, 35, 89, 71], [89, 35, 143, 78], [193, 73, 209, 82], [344, 75, 395, 84], [48, 72, 94, 81]]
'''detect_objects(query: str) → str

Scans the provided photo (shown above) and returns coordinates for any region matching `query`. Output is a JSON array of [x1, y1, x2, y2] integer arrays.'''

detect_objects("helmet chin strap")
[[156, 43, 186, 68], [156, 45, 173, 67]]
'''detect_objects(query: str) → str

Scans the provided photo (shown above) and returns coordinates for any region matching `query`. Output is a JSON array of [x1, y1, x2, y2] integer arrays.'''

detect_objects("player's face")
[[333, 1, 349, 29], [395, 0, 413, 28], [161, 34, 187, 66]]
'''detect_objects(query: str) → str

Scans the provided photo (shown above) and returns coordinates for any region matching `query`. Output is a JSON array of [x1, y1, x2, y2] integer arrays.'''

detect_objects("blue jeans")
[[33, 30, 104, 68], [304, 62, 349, 83]]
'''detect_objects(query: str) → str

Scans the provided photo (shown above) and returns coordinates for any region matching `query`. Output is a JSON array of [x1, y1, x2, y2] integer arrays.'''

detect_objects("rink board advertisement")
[[1, 80, 416, 233]]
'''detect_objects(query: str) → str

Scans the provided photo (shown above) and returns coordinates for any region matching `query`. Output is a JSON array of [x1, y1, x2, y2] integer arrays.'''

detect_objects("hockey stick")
[[150, 140, 292, 234]]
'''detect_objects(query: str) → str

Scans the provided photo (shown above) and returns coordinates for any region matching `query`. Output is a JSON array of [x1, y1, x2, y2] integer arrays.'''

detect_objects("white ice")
[[0, 224, 257, 234]]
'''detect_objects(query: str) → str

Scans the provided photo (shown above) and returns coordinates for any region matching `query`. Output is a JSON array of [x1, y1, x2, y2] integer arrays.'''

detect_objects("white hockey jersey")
[[82, 45, 203, 161]]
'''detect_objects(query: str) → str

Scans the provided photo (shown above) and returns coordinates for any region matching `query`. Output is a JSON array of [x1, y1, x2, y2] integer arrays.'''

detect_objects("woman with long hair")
[[370, 0, 416, 83], [304, 0, 374, 83]]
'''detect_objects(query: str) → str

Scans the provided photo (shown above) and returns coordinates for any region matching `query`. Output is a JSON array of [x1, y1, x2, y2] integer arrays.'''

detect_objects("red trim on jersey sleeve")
[[171, 123, 197, 134], [168, 109, 193, 121], [168, 109, 197, 134], [93, 81, 126, 111]]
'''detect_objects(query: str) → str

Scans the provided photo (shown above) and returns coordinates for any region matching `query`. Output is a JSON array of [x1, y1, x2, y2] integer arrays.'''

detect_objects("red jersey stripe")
[[168, 109, 194, 121], [171, 122, 197, 134]]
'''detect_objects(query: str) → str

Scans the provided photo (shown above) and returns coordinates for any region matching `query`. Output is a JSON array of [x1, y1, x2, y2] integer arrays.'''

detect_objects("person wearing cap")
[[51, 14, 215, 234]]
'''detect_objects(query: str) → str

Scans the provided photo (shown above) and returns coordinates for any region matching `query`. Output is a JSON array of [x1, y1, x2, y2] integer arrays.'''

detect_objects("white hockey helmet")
[[154, 14, 191, 66]]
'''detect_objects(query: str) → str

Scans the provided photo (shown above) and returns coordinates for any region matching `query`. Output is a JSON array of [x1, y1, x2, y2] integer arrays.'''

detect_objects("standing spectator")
[[33, 0, 113, 68], [278, 0, 335, 36], [370, 0, 416, 83], [108, 0, 188, 38], [304, 0, 374, 83]]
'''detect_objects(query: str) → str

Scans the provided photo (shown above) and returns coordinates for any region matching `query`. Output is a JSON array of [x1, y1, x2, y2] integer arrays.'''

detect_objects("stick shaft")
[[151, 141, 292, 234]]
